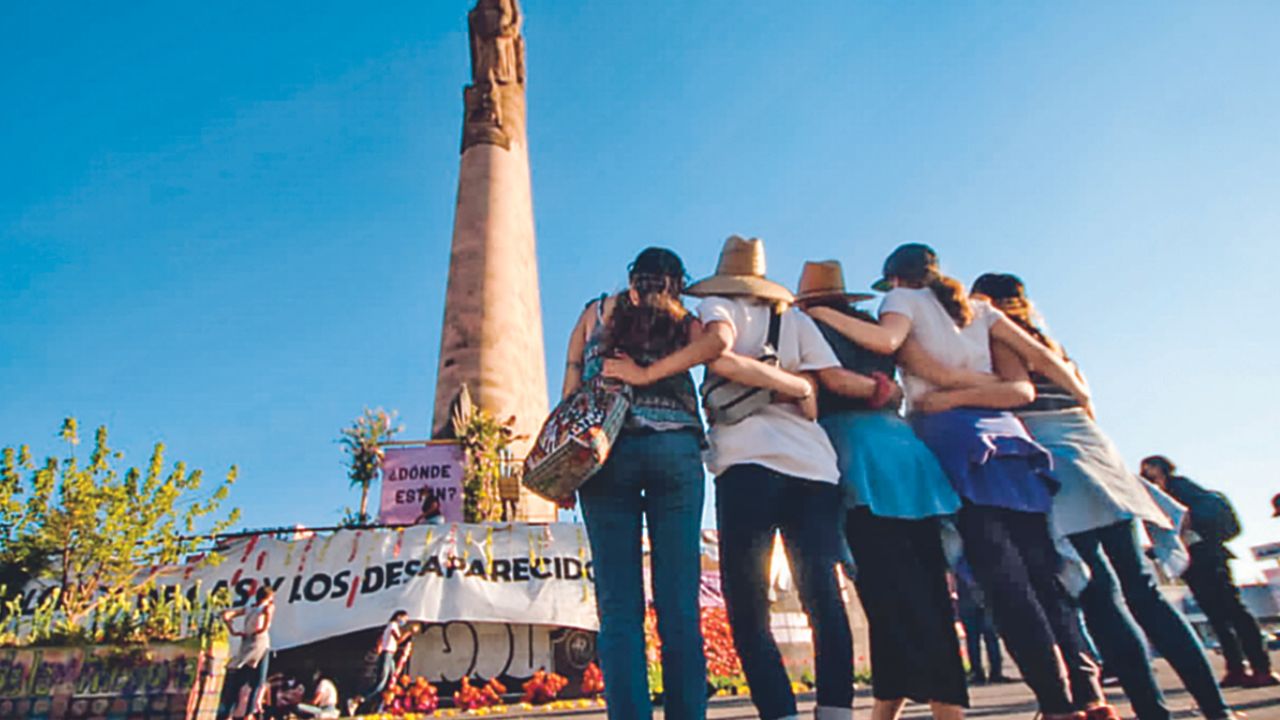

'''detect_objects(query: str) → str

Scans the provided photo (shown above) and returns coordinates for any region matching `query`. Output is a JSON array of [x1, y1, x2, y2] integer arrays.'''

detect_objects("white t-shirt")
[[376, 621, 403, 654], [312, 679, 339, 708], [697, 296, 841, 483], [878, 287, 1000, 408]]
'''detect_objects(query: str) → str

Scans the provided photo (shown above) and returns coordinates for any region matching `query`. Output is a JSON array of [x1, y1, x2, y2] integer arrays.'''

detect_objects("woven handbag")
[[522, 377, 632, 501]]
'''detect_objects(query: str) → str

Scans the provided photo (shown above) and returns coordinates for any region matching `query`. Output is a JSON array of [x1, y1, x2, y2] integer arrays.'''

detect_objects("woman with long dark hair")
[[963, 273, 1239, 720], [611, 236, 857, 720], [805, 244, 1117, 720], [562, 247, 726, 720]]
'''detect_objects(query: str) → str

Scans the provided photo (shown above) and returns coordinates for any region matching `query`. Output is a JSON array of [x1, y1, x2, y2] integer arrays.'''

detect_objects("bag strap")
[[764, 305, 782, 355]]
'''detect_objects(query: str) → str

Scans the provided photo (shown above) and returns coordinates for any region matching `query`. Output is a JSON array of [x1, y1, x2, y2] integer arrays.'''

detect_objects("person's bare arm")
[[560, 301, 599, 400], [814, 367, 876, 399], [706, 352, 813, 400], [990, 315, 1091, 408], [911, 342, 1035, 413], [600, 320, 732, 385], [896, 337, 1000, 388], [805, 308, 913, 355]]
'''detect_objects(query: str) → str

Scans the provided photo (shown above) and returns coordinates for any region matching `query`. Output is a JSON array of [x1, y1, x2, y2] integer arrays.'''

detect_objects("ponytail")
[[989, 296, 1066, 359], [926, 273, 973, 327]]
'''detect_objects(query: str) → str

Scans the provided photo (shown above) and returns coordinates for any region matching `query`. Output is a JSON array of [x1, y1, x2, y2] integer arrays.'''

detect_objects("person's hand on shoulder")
[[601, 354, 651, 386]]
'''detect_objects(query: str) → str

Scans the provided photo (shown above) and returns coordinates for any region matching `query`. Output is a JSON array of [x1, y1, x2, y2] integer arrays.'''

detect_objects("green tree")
[[339, 408, 401, 525], [0, 418, 240, 628]]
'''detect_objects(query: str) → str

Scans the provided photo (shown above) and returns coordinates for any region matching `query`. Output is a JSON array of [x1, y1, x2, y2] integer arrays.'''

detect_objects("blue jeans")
[[579, 429, 707, 720], [1072, 521, 1230, 720], [716, 464, 853, 720]]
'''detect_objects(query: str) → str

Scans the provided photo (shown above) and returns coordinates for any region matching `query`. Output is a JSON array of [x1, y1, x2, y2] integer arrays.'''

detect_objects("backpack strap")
[[763, 305, 782, 359]]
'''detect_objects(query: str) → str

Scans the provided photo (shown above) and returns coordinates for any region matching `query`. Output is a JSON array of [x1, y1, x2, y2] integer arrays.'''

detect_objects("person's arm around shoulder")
[[704, 352, 815, 402], [805, 306, 912, 356], [911, 340, 1035, 414], [896, 337, 1001, 389], [989, 314, 1093, 415], [601, 318, 732, 385]]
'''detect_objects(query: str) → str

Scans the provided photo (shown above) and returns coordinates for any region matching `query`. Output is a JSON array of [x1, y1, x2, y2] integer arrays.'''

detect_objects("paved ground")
[[514, 651, 1280, 720], [713, 651, 1280, 720]]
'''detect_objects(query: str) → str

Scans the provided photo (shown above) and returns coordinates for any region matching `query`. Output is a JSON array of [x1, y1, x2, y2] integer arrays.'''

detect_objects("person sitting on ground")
[[296, 669, 340, 719]]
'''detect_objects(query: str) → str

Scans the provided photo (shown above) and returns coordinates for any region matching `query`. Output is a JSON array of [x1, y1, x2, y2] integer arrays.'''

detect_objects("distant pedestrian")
[[221, 585, 275, 720], [954, 561, 1006, 686], [417, 491, 444, 524], [1140, 456, 1279, 688], [356, 610, 416, 713]]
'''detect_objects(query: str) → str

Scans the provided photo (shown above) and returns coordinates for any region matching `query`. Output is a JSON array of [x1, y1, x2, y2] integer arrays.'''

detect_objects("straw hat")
[[794, 260, 875, 305], [685, 235, 794, 303]]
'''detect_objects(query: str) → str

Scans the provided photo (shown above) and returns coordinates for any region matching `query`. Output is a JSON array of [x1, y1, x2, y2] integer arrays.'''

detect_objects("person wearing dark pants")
[[971, 273, 1240, 720], [1184, 544, 1274, 685], [809, 243, 1117, 719], [717, 465, 854, 720], [955, 505, 1106, 718], [1141, 456, 1279, 689], [800, 261, 968, 720], [955, 561, 1005, 685], [687, 239, 857, 720], [1072, 521, 1233, 719]]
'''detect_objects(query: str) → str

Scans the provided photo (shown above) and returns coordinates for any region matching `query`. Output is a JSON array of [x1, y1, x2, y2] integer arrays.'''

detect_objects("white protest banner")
[[379, 443, 465, 524], [154, 523, 597, 649]]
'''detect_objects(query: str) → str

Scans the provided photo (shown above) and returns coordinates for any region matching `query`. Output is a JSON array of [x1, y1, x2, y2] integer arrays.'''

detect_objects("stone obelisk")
[[432, 0, 554, 522]]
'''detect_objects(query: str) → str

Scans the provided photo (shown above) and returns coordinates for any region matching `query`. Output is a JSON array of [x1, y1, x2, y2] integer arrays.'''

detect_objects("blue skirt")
[[911, 408, 1058, 514], [820, 410, 960, 519]]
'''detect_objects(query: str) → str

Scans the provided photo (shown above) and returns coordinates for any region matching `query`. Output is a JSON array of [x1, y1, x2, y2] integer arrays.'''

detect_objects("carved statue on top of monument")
[[468, 0, 525, 86], [462, 0, 526, 152]]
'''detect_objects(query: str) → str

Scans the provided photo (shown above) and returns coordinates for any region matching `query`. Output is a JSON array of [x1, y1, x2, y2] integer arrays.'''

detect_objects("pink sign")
[[378, 443, 465, 525]]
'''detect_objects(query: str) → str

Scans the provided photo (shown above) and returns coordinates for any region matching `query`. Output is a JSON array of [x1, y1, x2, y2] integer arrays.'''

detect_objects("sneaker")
[[989, 674, 1015, 684], [1244, 670, 1280, 688], [1083, 706, 1122, 720], [967, 672, 987, 686], [1221, 669, 1251, 688]]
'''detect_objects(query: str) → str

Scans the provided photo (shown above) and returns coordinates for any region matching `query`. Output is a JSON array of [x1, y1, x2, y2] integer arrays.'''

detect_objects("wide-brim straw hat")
[[794, 260, 876, 305], [685, 235, 794, 303]]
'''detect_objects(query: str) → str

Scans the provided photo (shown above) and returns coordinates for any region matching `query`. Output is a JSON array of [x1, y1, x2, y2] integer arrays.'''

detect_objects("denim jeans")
[[957, 505, 1102, 716], [356, 651, 396, 714], [716, 464, 853, 720], [579, 429, 707, 720], [1184, 543, 1271, 677], [1072, 521, 1230, 720]]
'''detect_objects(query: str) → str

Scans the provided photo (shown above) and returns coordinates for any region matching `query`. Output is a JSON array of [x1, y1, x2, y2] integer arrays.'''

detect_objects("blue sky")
[[2, 2, 1278, 579]]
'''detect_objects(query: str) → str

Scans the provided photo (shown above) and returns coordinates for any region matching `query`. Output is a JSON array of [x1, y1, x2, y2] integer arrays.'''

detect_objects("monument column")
[[432, 0, 554, 522]]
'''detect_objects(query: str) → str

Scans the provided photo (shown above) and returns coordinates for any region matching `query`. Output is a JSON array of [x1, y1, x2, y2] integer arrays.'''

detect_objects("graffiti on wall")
[[0, 643, 209, 720]]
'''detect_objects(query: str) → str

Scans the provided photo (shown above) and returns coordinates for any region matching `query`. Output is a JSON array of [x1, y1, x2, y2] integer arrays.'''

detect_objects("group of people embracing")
[[562, 236, 1258, 720]]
